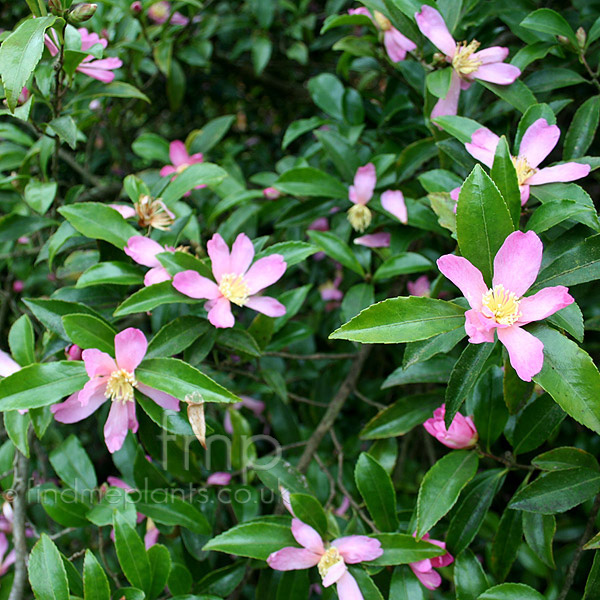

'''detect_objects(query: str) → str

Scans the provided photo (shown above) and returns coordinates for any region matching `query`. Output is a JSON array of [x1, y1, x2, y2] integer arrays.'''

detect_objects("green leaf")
[[132, 133, 170, 163], [564, 96, 600, 159], [307, 230, 364, 275], [360, 393, 442, 439], [456, 165, 514, 285], [252, 36, 272, 75], [113, 281, 201, 316], [113, 512, 151, 592], [330, 297, 465, 343], [4, 411, 30, 457], [62, 314, 116, 355], [491, 503, 523, 581], [146, 545, 171, 600], [426, 68, 452, 99], [520, 8, 578, 47], [479, 80, 537, 114], [59, 203, 138, 249], [584, 551, 600, 599], [472, 367, 508, 449], [321, 13, 374, 33], [512, 393, 565, 455], [252, 457, 313, 496], [307, 73, 344, 120], [203, 520, 297, 560], [403, 327, 466, 368], [490, 137, 521, 227], [510, 468, 600, 514], [49, 434, 97, 492], [276, 570, 309, 600], [289, 494, 328, 538], [161, 163, 227, 205], [389, 566, 426, 600], [533, 447, 599, 472], [445, 342, 496, 427], [77, 262, 144, 288], [0, 361, 88, 411], [433, 115, 483, 144], [24, 179, 57, 215], [188, 115, 235, 154], [282, 117, 325, 150], [83, 551, 110, 600], [136, 357, 239, 404], [275, 167, 347, 198], [522, 512, 555, 568], [48, 116, 78, 150], [80, 81, 150, 103], [28, 534, 69, 600], [477, 584, 545, 600], [454, 549, 489, 600], [526, 68, 588, 94], [136, 494, 211, 535], [503, 359, 533, 414], [382, 356, 455, 386], [9, 314, 35, 366], [0, 16, 56, 111], [530, 324, 600, 434], [254, 241, 318, 267], [355, 452, 399, 532], [40, 488, 89, 527], [368, 533, 446, 566], [416, 450, 479, 538], [146, 316, 209, 359], [373, 253, 433, 281]]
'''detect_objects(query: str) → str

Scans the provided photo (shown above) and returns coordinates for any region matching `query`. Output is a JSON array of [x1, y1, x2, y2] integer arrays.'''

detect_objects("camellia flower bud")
[[48, 0, 65, 16], [576, 27, 587, 49], [65, 344, 83, 361], [423, 404, 478, 449], [130, 1, 142, 14], [67, 3, 98, 24]]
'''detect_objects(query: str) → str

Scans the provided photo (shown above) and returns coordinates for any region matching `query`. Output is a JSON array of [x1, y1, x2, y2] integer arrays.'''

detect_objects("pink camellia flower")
[[12, 281, 24, 293], [65, 344, 83, 361], [207, 472, 232, 486], [267, 518, 383, 600], [437, 231, 574, 381], [159, 141, 204, 196], [407, 275, 431, 297], [464, 119, 591, 204], [224, 395, 265, 434], [51, 328, 179, 453], [415, 5, 520, 118], [354, 232, 390, 248], [124, 236, 173, 286], [409, 533, 453, 590], [349, 8, 416, 62], [263, 187, 281, 200], [423, 404, 478, 449], [0, 351, 19, 378], [148, 1, 189, 26], [0, 533, 15, 576], [173, 233, 287, 329], [45, 28, 122, 83]]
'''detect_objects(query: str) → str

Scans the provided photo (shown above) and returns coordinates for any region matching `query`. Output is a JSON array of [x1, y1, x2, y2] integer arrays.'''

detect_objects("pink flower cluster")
[[424, 404, 478, 449]]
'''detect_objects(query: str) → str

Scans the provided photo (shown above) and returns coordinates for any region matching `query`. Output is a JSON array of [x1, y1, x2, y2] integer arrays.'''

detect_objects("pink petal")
[[144, 527, 160, 549], [244, 296, 286, 317], [171, 11, 189, 26], [410, 558, 432, 573], [474, 63, 521, 85], [1, 549, 15, 573], [492, 231, 542, 297], [189, 152, 204, 164], [465, 127, 500, 168], [267, 547, 321, 571], [465, 309, 497, 343], [322, 560, 347, 587], [381, 190, 408, 223], [497, 325, 544, 382], [229, 233, 255, 275], [172, 270, 220, 299], [107, 476, 132, 491], [336, 571, 364, 600], [291, 519, 324, 554], [169, 140, 190, 167], [334, 536, 383, 563], [410, 564, 442, 590], [471, 46, 509, 64], [431, 70, 462, 120], [244, 255, 287, 295], [104, 401, 129, 453], [137, 384, 180, 410], [517, 286, 574, 324], [124, 236, 164, 268], [206, 472, 232, 485], [82, 349, 117, 378], [520, 185, 530, 205], [144, 266, 171, 287], [0, 534, 7, 560], [44, 32, 59, 57], [518, 119, 560, 169], [527, 162, 591, 186], [0, 350, 20, 377], [160, 165, 176, 177], [414, 5, 455, 57], [207, 297, 235, 328], [51, 391, 106, 424], [436, 255, 487, 309], [127, 401, 138, 434], [78, 377, 107, 406], [348, 7, 371, 17], [384, 29, 416, 62], [115, 328, 147, 373], [110, 205, 136, 219], [207, 233, 231, 282], [354, 233, 390, 248], [349, 163, 376, 205], [407, 275, 431, 297], [308, 217, 329, 231]]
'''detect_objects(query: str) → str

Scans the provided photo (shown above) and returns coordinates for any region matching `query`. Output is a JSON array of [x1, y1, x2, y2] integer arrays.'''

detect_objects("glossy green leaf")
[[83, 551, 110, 600], [307, 230, 364, 275], [532, 447, 599, 472], [289, 494, 328, 538], [491, 504, 523, 581], [455, 549, 489, 600], [368, 533, 447, 565], [389, 566, 426, 600], [49, 435, 97, 492], [113, 281, 201, 316], [275, 167, 347, 198], [491, 137, 521, 227], [136, 494, 211, 535], [477, 583, 545, 600], [8, 314, 35, 366], [373, 253, 433, 281], [28, 534, 69, 600], [564, 96, 600, 159], [77, 262, 144, 288], [62, 314, 116, 355], [113, 512, 151, 592], [146, 316, 209, 359], [40, 488, 89, 527], [160, 163, 227, 205], [520, 8, 578, 47], [24, 179, 57, 215], [522, 512, 555, 568]]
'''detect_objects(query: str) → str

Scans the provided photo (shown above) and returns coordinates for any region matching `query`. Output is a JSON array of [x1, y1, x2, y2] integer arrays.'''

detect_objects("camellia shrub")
[[1, 0, 600, 599]]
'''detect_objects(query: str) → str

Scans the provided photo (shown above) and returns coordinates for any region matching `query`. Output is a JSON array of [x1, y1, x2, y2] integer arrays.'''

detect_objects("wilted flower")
[[409, 533, 453, 590], [124, 236, 174, 286], [347, 164, 376, 232], [173, 233, 287, 329], [51, 328, 179, 453], [437, 231, 574, 381], [415, 5, 520, 118], [423, 404, 478, 449]]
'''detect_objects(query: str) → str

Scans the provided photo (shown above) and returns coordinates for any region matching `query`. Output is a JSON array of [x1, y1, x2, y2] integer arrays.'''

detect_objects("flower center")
[[511, 155, 536, 186], [347, 204, 372, 232], [105, 369, 137, 403], [150, 2, 169, 19], [176, 163, 189, 174], [219, 273, 251, 306], [452, 40, 482, 76], [374, 11, 392, 31], [481, 284, 521, 325], [318, 547, 343, 579]]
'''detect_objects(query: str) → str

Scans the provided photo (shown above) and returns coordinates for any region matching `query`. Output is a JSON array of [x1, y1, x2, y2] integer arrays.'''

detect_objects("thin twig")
[[354, 389, 386, 410]]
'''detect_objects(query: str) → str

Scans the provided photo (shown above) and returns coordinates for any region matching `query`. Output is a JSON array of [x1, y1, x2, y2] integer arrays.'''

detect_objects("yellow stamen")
[[104, 368, 137, 403], [347, 204, 372, 232], [318, 547, 344, 579], [511, 155, 536, 186], [481, 284, 521, 325], [452, 40, 482, 76], [175, 163, 189, 174], [219, 273, 250, 306], [373, 11, 392, 31]]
